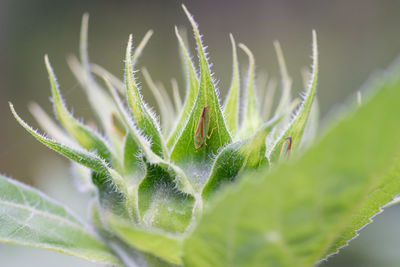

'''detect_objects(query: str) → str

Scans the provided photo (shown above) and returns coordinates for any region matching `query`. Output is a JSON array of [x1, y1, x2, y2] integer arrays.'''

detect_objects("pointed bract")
[[45, 55, 115, 163], [269, 31, 319, 163], [77, 14, 122, 154], [202, 116, 281, 199], [166, 26, 200, 148], [238, 43, 263, 138], [223, 34, 240, 136], [125, 35, 167, 158], [141, 67, 175, 135], [170, 5, 232, 166]]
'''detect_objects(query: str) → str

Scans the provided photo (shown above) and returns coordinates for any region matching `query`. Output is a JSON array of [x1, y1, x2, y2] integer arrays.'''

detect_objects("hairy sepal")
[[125, 35, 166, 158], [166, 26, 200, 148], [45, 55, 115, 164], [170, 5, 232, 184], [238, 43, 263, 139], [202, 116, 281, 199], [269, 31, 318, 163], [223, 34, 240, 136]]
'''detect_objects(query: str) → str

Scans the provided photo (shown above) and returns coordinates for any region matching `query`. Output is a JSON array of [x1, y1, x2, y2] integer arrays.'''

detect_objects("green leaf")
[[166, 26, 200, 148], [70, 163, 96, 193], [11, 103, 108, 174], [202, 116, 281, 200], [28, 103, 95, 193], [125, 34, 166, 158], [123, 133, 144, 178], [157, 81, 177, 123], [90, 30, 153, 95], [170, 5, 232, 169], [91, 63, 125, 94], [28, 102, 76, 147], [0, 174, 120, 265], [261, 77, 277, 121], [76, 14, 123, 155], [273, 40, 293, 117], [132, 30, 154, 66], [269, 31, 318, 163], [183, 57, 400, 266], [67, 56, 118, 135], [238, 43, 263, 139], [106, 213, 183, 265], [171, 78, 183, 112], [10, 103, 129, 203], [45, 55, 114, 163], [223, 34, 240, 136], [300, 99, 319, 150], [141, 67, 175, 135], [104, 79, 196, 196], [138, 163, 195, 234]]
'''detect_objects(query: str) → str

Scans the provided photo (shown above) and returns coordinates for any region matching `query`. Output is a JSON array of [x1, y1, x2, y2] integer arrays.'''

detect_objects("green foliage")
[[223, 34, 240, 136], [45, 55, 115, 164], [125, 35, 166, 158], [183, 63, 400, 266], [166, 27, 199, 148], [106, 213, 183, 265], [2, 4, 400, 267], [170, 5, 232, 167], [202, 116, 281, 200], [0, 174, 120, 265], [238, 43, 263, 139], [269, 30, 319, 163]]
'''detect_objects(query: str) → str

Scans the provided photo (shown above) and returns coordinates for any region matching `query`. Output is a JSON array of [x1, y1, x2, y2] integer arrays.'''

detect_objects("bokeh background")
[[1, 0, 400, 266]]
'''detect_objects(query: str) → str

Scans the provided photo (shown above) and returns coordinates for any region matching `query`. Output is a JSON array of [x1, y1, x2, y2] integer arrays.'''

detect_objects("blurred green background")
[[1, 0, 400, 266]]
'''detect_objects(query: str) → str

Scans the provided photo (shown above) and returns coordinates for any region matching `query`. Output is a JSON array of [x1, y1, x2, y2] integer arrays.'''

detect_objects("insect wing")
[[194, 106, 208, 149]]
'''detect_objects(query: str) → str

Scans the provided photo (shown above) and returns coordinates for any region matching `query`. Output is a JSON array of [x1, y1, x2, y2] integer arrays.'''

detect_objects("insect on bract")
[[280, 136, 292, 159], [194, 106, 213, 149]]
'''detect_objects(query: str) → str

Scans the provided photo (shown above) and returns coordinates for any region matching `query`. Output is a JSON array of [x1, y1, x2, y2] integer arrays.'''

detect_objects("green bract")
[[3, 4, 400, 267]]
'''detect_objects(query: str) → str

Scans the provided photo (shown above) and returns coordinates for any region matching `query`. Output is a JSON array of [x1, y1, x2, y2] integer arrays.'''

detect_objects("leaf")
[[202, 116, 281, 200], [91, 63, 125, 94], [238, 43, 263, 139], [28, 102, 95, 193], [269, 31, 318, 163], [93, 200, 175, 266], [223, 34, 240, 136], [11, 103, 106, 174], [273, 40, 293, 117], [156, 81, 176, 124], [300, 99, 319, 150], [76, 14, 123, 154], [166, 26, 200, 148], [132, 30, 154, 65], [141, 67, 175, 135], [104, 78, 196, 196], [70, 163, 96, 193], [45, 55, 114, 163], [28, 102, 76, 147], [170, 5, 232, 169], [261, 77, 277, 121], [67, 56, 117, 132], [125, 34, 166, 158], [183, 57, 400, 266], [123, 133, 144, 178], [90, 29, 153, 95], [138, 163, 195, 234], [105, 214, 181, 266], [0, 174, 120, 265], [106, 213, 183, 265], [171, 78, 183, 112], [10, 103, 128, 202]]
